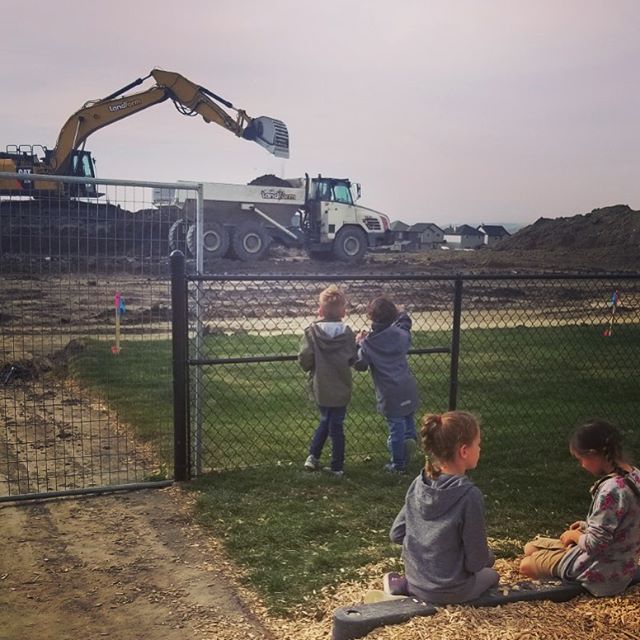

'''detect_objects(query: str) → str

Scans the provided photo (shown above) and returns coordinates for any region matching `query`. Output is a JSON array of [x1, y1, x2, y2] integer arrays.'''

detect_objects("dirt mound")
[[248, 174, 292, 187], [497, 204, 640, 252]]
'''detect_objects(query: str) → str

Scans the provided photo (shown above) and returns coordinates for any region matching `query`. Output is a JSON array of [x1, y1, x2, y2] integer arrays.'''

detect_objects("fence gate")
[[0, 173, 198, 501]]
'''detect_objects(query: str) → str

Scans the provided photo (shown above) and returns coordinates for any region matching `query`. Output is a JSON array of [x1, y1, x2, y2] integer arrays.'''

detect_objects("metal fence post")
[[448, 276, 463, 411], [170, 250, 190, 481], [193, 183, 204, 475]]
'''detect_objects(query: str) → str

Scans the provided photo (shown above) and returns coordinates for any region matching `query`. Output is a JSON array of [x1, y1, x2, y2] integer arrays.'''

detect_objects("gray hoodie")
[[355, 313, 418, 417], [390, 472, 495, 604]]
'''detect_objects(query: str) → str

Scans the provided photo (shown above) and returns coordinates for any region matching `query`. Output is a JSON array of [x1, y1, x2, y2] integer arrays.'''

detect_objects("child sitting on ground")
[[382, 411, 499, 603], [520, 419, 640, 596], [298, 285, 357, 477], [355, 296, 418, 473]]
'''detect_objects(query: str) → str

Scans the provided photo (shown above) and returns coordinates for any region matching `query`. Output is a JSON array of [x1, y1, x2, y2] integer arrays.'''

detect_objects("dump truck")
[[154, 174, 392, 263]]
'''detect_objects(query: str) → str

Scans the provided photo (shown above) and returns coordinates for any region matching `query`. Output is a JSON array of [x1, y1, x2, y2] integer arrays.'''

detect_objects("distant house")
[[442, 224, 485, 249], [389, 221, 444, 251], [477, 224, 511, 246], [408, 223, 444, 249], [389, 220, 418, 250], [390, 220, 410, 235]]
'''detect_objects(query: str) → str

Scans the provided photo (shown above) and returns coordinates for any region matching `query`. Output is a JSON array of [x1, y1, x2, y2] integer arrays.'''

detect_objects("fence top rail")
[[0, 170, 200, 191], [189, 347, 451, 367], [188, 272, 640, 283]]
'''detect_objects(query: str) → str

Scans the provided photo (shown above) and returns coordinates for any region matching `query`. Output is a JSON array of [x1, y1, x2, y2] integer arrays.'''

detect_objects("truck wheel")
[[333, 226, 367, 262], [168, 218, 188, 253], [186, 221, 230, 259], [231, 222, 271, 261]]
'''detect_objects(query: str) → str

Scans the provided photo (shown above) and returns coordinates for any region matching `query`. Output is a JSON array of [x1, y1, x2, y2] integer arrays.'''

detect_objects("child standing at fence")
[[520, 419, 640, 596], [355, 296, 418, 473], [380, 411, 499, 603], [298, 285, 358, 477]]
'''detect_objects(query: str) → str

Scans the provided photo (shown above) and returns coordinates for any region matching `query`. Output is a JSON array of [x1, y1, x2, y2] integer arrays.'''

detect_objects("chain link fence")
[[182, 272, 640, 474], [3, 171, 639, 497], [0, 173, 196, 499]]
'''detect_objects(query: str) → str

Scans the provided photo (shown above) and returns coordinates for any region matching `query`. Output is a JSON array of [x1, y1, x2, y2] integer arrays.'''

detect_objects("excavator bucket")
[[243, 116, 290, 158]]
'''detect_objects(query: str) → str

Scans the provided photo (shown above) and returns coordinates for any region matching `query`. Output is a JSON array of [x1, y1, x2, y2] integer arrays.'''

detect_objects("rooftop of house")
[[477, 224, 511, 236], [409, 222, 443, 233], [443, 224, 484, 236]]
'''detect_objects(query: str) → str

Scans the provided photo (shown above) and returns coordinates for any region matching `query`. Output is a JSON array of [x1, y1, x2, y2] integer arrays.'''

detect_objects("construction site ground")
[[2, 206, 640, 640]]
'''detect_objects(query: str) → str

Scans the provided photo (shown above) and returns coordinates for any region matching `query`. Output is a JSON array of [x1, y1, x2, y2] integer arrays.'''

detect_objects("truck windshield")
[[331, 183, 353, 205], [315, 180, 353, 204]]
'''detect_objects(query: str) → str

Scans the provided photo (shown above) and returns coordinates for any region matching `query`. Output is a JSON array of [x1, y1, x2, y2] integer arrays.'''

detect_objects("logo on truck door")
[[260, 189, 296, 201]]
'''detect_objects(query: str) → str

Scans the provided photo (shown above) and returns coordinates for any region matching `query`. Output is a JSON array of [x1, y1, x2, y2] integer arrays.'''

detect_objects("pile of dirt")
[[497, 204, 640, 252], [248, 174, 292, 187]]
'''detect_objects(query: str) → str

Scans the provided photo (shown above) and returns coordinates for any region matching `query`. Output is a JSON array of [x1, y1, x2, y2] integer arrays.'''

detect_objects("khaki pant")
[[525, 537, 571, 578]]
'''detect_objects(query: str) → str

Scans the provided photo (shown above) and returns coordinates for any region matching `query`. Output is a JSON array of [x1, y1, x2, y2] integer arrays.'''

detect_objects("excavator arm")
[[48, 69, 289, 175]]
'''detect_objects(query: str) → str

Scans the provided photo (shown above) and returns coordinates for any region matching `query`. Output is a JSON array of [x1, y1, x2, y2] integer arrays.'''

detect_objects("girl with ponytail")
[[383, 411, 499, 603], [520, 419, 640, 596]]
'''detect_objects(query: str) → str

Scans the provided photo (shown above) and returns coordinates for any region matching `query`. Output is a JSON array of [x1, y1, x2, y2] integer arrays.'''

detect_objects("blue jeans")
[[309, 406, 347, 472], [386, 413, 417, 469]]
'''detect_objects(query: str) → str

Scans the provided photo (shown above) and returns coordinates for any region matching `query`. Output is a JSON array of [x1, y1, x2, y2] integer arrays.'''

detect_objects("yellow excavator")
[[0, 69, 289, 196]]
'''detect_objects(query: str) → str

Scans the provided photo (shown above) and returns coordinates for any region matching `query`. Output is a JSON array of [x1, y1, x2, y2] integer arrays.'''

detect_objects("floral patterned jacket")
[[559, 467, 640, 596]]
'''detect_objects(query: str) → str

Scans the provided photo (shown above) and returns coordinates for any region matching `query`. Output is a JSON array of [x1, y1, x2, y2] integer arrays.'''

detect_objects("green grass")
[[68, 324, 640, 615]]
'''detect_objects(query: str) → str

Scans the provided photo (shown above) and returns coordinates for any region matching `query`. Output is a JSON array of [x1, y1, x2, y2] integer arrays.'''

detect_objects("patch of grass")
[[67, 339, 174, 456], [191, 461, 413, 615], [68, 323, 640, 615], [189, 456, 595, 615]]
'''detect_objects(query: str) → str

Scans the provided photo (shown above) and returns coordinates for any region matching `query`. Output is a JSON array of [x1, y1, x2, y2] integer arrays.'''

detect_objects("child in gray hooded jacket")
[[384, 411, 499, 604], [299, 285, 357, 476], [355, 296, 418, 473]]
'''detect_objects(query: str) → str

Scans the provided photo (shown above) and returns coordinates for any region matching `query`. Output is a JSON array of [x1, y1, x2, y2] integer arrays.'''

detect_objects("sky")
[[3, 0, 639, 228]]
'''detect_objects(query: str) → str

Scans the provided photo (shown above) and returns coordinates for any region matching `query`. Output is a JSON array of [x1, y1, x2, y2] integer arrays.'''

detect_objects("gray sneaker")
[[304, 455, 321, 471], [383, 463, 407, 475]]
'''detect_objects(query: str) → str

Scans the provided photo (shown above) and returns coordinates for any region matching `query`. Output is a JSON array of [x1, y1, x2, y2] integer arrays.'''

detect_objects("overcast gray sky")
[[3, 0, 639, 227]]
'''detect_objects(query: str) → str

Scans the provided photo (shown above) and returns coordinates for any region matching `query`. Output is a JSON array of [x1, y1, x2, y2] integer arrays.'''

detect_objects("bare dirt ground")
[[0, 485, 274, 640]]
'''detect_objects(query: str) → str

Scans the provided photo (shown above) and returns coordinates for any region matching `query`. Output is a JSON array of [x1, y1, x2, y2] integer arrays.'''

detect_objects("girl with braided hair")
[[520, 419, 640, 596], [382, 411, 499, 603]]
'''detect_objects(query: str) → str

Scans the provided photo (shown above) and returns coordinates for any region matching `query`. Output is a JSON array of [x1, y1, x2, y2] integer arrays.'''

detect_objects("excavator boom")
[[45, 69, 289, 175]]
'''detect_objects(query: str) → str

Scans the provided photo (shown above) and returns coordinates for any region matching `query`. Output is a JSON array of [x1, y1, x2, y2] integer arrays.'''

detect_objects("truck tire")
[[186, 221, 230, 259], [333, 226, 367, 262], [168, 218, 188, 253], [231, 221, 271, 262]]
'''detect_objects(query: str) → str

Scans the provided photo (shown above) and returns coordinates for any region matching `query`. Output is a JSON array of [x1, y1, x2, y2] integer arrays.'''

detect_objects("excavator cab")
[[68, 150, 98, 197]]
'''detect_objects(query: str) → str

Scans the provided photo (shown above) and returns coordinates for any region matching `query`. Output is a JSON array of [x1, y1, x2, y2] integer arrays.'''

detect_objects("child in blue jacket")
[[355, 296, 418, 473]]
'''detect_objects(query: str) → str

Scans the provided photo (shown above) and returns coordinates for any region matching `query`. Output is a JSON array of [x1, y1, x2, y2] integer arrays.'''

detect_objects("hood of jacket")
[[363, 323, 409, 356], [407, 471, 476, 520], [309, 322, 351, 351]]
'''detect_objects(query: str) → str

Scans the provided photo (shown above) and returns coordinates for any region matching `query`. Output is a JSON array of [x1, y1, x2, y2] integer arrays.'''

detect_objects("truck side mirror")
[[356, 183, 361, 200]]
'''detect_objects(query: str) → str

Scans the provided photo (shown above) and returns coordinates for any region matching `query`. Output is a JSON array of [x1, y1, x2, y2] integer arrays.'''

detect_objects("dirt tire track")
[[0, 487, 273, 640]]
